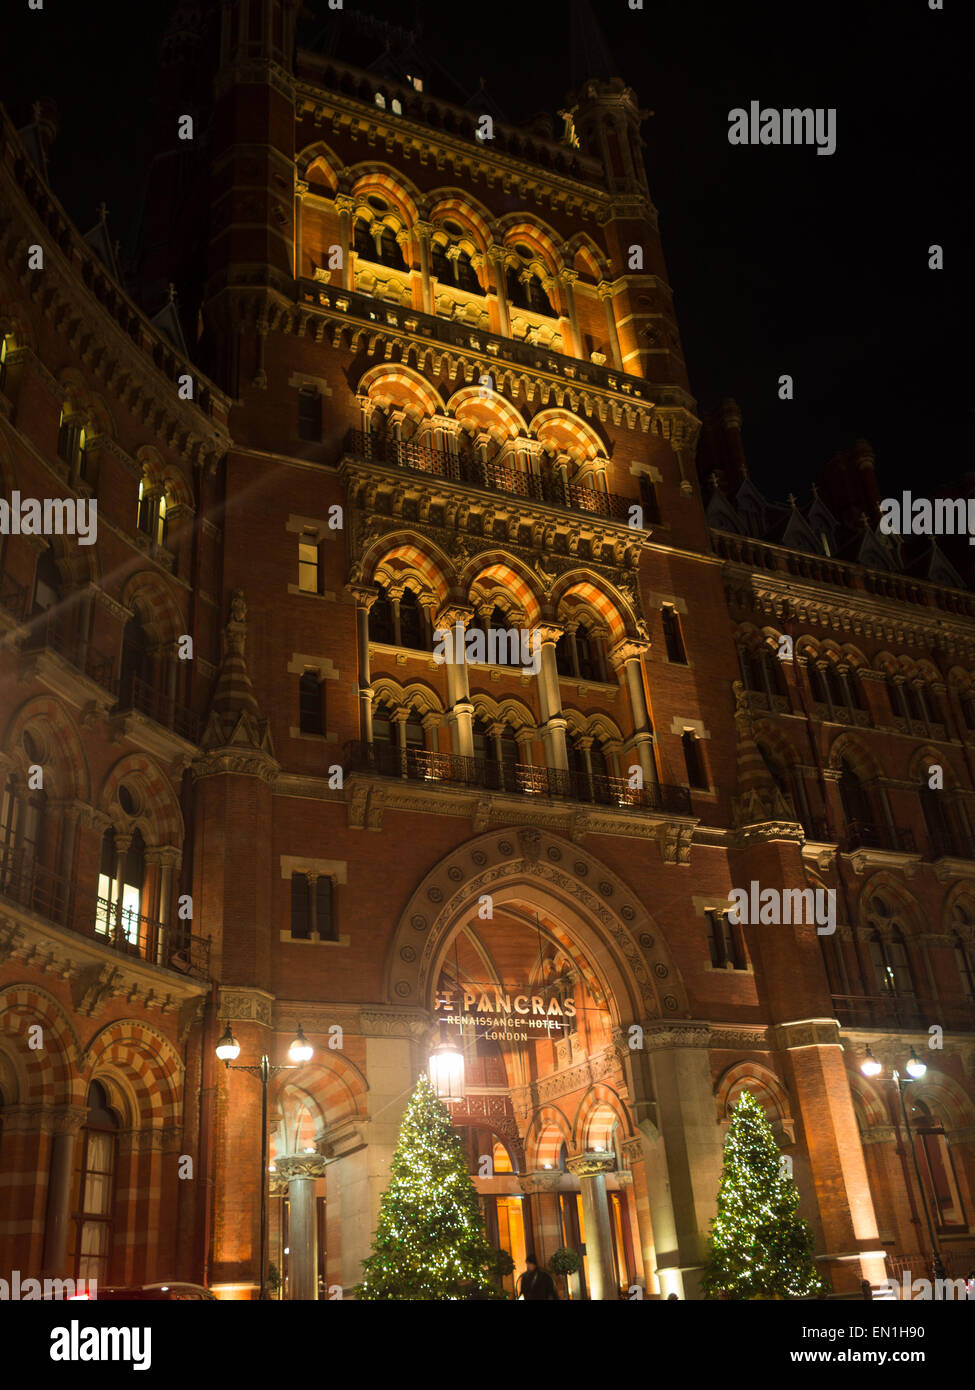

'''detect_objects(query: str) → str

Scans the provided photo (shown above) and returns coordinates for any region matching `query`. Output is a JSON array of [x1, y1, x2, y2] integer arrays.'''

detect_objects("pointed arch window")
[[96, 826, 146, 946], [912, 1100, 966, 1230], [57, 410, 87, 476], [838, 759, 872, 831], [867, 912, 916, 998], [368, 587, 395, 644], [398, 589, 425, 650], [119, 615, 151, 708], [73, 1080, 118, 1284], [379, 226, 406, 270], [137, 479, 168, 547], [353, 218, 375, 261]]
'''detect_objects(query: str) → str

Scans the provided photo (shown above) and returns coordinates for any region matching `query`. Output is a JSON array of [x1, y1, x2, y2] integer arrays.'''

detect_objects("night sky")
[[2, 0, 966, 502]]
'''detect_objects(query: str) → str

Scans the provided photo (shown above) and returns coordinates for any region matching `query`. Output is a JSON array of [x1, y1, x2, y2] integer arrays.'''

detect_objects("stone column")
[[277, 1154, 328, 1300], [566, 1152, 619, 1300], [335, 195, 355, 291], [557, 267, 582, 359], [488, 245, 511, 336], [112, 832, 133, 945], [156, 848, 179, 965], [351, 586, 378, 744], [535, 623, 568, 772], [42, 1106, 87, 1277], [597, 282, 624, 370], [642, 1022, 726, 1300], [610, 638, 658, 792], [294, 178, 307, 280], [437, 604, 475, 760]]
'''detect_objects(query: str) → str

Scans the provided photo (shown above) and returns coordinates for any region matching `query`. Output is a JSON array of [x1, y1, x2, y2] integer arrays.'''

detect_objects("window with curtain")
[[96, 827, 146, 944], [74, 1080, 118, 1283], [706, 909, 746, 970], [297, 536, 321, 594]]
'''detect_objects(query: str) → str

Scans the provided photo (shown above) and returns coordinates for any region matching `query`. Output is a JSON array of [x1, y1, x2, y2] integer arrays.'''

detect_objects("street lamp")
[[860, 1046, 946, 1293], [216, 1022, 314, 1300], [428, 1034, 465, 1105]]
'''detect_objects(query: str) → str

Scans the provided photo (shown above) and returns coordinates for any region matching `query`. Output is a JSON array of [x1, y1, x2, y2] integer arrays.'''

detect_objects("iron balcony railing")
[[0, 846, 210, 979], [831, 993, 975, 1033], [842, 819, 916, 855], [119, 674, 200, 745], [343, 740, 692, 815], [21, 608, 115, 691], [343, 428, 633, 521]]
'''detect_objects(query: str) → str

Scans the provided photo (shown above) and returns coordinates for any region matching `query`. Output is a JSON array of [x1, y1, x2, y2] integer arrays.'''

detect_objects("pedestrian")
[[667, 1292, 680, 1300], [860, 1279, 873, 1300], [516, 1254, 559, 1300]]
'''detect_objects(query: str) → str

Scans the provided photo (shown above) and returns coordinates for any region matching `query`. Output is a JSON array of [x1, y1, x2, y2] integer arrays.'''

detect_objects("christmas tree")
[[357, 1073, 495, 1300], [702, 1089, 824, 1299]]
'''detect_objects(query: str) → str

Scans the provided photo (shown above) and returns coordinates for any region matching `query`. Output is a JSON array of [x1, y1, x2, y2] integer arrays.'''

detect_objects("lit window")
[[406, 74, 423, 92], [391, 98, 402, 116], [298, 537, 320, 594], [374, 92, 386, 109]]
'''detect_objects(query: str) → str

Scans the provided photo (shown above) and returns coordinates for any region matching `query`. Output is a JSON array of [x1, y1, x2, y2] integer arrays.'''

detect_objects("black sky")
[[2, 0, 966, 502]]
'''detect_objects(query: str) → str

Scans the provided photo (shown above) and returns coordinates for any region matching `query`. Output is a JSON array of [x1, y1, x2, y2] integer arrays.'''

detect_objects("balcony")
[[298, 279, 654, 403], [344, 428, 633, 521], [0, 848, 210, 980], [113, 673, 200, 749], [842, 820, 916, 855], [343, 740, 692, 816], [831, 993, 975, 1033], [18, 608, 117, 711]]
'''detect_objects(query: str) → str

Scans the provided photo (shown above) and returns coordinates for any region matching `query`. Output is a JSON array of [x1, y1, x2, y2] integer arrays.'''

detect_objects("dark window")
[[299, 672, 325, 735], [119, 617, 150, 705], [638, 474, 660, 525], [706, 910, 746, 970], [291, 872, 311, 939], [316, 874, 335, 941], [290, 873, 336, 941], [399, 590, 425, 649], [431, 242, 451, 280], [661, 606, 687, 663], [353, 219, 374, 260], [682, 731, 708, 789], [368, 589, 394, 644], [298, 388, 322, 442], [869, 927, 916, 997], [456, 251, 481, 294], [838, 760, 871, 827], [379, 227, 405, 270], [555, 632, 573, 677], [953, 930, 975, 1000], [57, 414, 86, 472], [33, 547, 61, 613]]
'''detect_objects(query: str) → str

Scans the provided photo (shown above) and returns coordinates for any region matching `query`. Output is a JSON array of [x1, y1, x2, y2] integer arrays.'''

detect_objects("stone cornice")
[[771, 1018, 843, 1051]]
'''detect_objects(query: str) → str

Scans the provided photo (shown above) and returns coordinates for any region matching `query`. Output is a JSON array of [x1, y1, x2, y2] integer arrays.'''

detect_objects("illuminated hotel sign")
[[434, 988, 576, 1043]]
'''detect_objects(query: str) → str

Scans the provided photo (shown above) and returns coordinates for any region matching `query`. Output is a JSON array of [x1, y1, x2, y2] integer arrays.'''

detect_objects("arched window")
[[555, 631, 573, 677], [527, 273, 554, 316], [455, 250, 481, 294], [368, 587, 395, 644], [353, 218, 375, 261], [431, 241, 451, 281], [867, 899, 916, 998], [952, 928, 975, 1000], [33, 546, 62, 614], [137, 480, 168, 547], [575, 624, 601, 682], [73, 1080, 119, 1284], [119, 615, 151, 707], [379, 227, 406, 270], [96, 826, 146, 946], [911, 1100, 966, 1229], [838, 759, 872, 830], [57, 409, 87, 476], [398, 589, 425, 650], [920, 781, 955, 859]]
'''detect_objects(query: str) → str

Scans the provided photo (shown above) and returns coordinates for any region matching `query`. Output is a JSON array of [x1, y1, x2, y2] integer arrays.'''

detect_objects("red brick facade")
[[1, 1, 973, 1301]]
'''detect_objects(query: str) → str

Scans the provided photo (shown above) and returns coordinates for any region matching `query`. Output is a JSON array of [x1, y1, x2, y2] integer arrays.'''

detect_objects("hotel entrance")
[[435, 900, 649, 1299]]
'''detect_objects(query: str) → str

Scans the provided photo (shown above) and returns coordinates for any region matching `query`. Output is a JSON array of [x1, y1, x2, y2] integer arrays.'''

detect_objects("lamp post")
[[216, 1022, 314, 1300], [860, 1045, 947, 1294]]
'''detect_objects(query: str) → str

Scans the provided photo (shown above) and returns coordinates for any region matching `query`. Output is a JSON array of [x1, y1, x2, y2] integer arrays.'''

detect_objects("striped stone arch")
[[81, 1020, 184, 1127], [0, 983, 81, 1104], [855, 870, 923, 936], [3, 693, 91, 801], [525, 1105, 573, 1169], [296, 140, 343, 191], [909, 1071, 975, 1131], [385, 826, 689, 1021], [370, 677, 444, 716], [574, 1083, 633, 1151], [552, 572, 634, 644], [120, 570, 187, 646], [751, 718, 803, 772], [447, 384, 527, 438], [847, 1071, 891, 1129], [496, 216, 564, 274], [358, 362, 446, 417], [530, 408, 607, 462], [99, 753, 183, 849], [715, 1061, 792, 1125], [368, 537, 452, 604], [464, 556, 543, 626], [563, 708, 625, 746], [270, 1052, 369, 1132], [426, 191, 493, 251], [564, 231, 611, 281], [908, 744, 961, 787], [826, 731, 881, 779], [348, 164, 422, 228], [468, 693, 536, 732], [135, 445, 193, 510]]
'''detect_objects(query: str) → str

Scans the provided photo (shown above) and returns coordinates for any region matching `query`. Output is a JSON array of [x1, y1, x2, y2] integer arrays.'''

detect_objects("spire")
[[730, 681, 800, 833], [569, 0, 617, 90], [201, 590, 276, 765]]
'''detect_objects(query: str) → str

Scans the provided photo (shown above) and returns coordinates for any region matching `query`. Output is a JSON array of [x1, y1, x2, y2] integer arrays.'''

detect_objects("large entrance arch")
[[381, 828, 723, 1299]]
